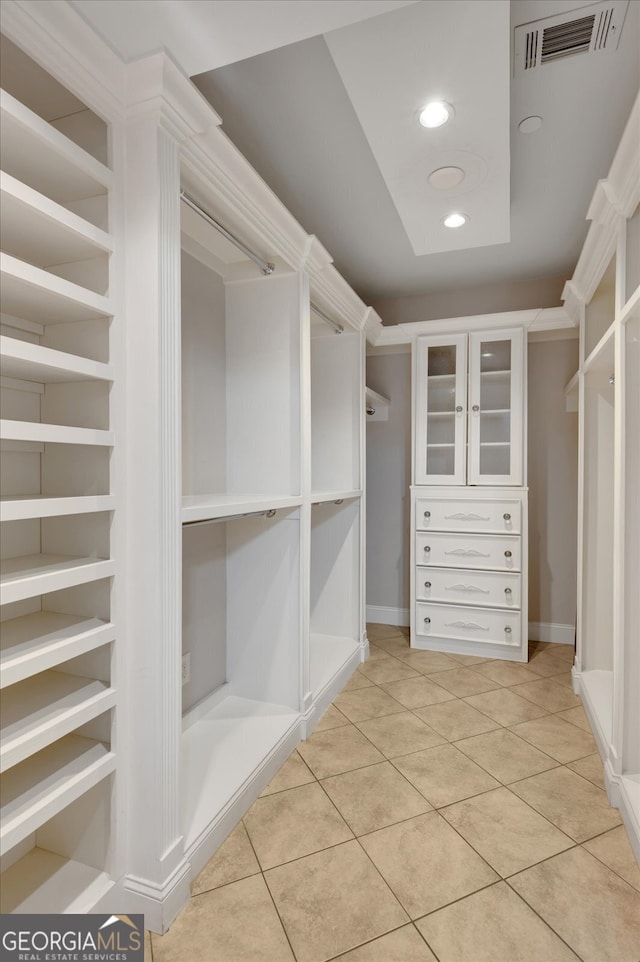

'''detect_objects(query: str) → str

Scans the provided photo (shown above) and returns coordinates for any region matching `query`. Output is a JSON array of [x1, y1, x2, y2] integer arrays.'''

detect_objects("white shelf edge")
[[0, 335, 114, 383], [619, 285, 640, 325], [0, 613, 114, 689], [583, 321, 615, 374], [0, 494, 115, 522], [0, 419, 114, 446], [0, 848, 114, 914], [0, 555, 115, 605], [564, 371, 580, 396], [0, 735, 115, 855], [0, 88, 113, 190], [310, 490, 362, 504], [0, 171, 113, 258], [0, 252, 113, 322], [181, 493, 303, 524], [0, 672, 116, 773]]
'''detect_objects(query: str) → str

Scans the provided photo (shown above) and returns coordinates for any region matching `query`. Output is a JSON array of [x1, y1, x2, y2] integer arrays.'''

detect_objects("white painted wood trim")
[[528, 622, 576, 645], [366, 605, 410, 627]]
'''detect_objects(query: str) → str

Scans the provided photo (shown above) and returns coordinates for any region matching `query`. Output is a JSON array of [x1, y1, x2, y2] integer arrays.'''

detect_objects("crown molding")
[[607, 89, 640, 218], [310, 265, 369, 332], [366, 306, 575, 346], [1, 0, 126, 120], [561, 280, 582, 325]]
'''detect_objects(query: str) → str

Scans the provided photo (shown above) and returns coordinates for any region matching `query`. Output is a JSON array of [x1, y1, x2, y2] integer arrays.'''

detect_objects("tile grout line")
[[502, 879, 587, 962]]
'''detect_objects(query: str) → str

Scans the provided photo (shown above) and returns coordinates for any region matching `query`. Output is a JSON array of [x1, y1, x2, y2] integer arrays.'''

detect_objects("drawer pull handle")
[[504, 587, 512, 595], [503, 513, 511, 521], [445, 584, 490, 594], [504, 550, 512, 558], [424, 581, 432, 588], [445, 548, 490, 557], [505, 626, 512, 634], [424, 617, 431, 625], [424, 546, 431, 553], [444, 512, 490, 521], [424, 511, 431, 519], [445, 620, 490, 631]]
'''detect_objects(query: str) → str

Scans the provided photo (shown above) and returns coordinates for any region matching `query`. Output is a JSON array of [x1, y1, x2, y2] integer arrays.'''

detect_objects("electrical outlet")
[[181, 652, 191, 686]]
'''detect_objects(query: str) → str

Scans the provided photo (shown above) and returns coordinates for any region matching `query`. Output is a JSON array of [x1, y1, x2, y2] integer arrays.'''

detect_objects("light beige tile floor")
[[150, 629, 640, 962]]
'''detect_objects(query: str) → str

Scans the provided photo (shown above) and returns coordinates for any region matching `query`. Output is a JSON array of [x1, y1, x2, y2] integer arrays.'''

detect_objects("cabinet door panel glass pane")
[[425, 344, 458, 477], [479, 340, 510, 476]]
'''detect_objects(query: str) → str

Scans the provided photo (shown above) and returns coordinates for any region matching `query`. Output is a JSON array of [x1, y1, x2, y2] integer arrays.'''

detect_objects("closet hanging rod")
[[183, 508, 277, 528], [180, 190, 275, 276], [311, 303, 344, 335]]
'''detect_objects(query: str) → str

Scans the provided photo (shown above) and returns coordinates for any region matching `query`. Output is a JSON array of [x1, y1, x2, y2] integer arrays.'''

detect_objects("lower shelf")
[[181, 692, 299, 850], [0, 848, 113, 913], [310, 633, 359, 696], [0, 553, 114, 604]]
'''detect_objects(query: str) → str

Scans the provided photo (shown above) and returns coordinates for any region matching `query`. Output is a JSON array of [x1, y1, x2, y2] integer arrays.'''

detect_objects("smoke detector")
[[514, 0, 629, 74]]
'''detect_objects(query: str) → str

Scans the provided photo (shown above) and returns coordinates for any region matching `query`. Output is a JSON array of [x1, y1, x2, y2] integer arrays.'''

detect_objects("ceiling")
[[72, 0, 640, 315]]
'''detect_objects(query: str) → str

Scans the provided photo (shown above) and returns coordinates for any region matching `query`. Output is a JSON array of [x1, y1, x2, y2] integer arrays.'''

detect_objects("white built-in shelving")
[[567, 92, 640, 863], [0, 30, 118, 913]]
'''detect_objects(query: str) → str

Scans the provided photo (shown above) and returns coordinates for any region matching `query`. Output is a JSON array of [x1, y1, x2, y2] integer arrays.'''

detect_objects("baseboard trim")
[[528, 621, 575, 645], [366, 605, 409, 627]]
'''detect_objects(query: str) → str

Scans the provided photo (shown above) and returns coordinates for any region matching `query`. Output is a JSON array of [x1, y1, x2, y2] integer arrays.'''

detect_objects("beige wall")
[[527, 337, 579, 628], [365, 336, 579, 630]]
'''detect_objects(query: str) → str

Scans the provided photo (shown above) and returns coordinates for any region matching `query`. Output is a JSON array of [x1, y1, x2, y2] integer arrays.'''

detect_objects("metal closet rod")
[[180, 190, 275, 276], [311, 303, 344, 336], [183, 509, 277, 528]]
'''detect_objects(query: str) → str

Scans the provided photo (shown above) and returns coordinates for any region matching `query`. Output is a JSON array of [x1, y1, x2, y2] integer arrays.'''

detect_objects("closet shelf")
[[0, 335, 114, 383], [310, 490, 362, 505], [365, 386, 389, 421], [0, 172, 112, 269], [620, 285, 640, 325], [0, 734, 115, 855], [583, 322, 615, 375], [181, 493, 302, 524], [0, 847, 113, 914], [310, 633, 359, 696], [0, 612, 114, 689], [181, 693, 300, 851], [0, 670, 115, 773], [0, 88, 112, 204], [0, 252, 112, 324], [0, 494, 115, 522], [0, 419, 114, 446], [0, 554, 115, 605]]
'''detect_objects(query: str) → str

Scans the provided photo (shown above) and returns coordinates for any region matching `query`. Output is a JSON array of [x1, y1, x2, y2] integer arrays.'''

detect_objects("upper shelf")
[[0, 253, 112, 324], [181, 493, 303, 525], [365, 386, 390, 421], [0, 89, 112, 205], [0, 172, 112, 268], [0, 554, 115, 605], [0, 336, 114, 384]]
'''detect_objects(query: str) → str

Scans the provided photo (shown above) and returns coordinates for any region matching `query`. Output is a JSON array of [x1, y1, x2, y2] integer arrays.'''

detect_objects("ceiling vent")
[[514, 0, 629, 74]]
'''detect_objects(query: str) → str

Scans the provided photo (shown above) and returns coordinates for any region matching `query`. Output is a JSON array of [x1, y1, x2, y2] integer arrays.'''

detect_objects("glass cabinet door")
[[415, 333, 467, 485], [468, 329, 523, 485]]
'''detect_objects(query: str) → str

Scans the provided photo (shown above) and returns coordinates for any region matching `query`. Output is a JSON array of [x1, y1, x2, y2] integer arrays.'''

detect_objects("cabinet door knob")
[[505, 626, 512, 634], [424, 581, 431, 589], [504, 550, 512, 558], [503, 513, 511, 521], [455, 405, 463, 413], [424, 617, 431, 624], [505, 587, 512, 595], [472, 404, 480, 412], [424, 511, 431, 519], [424, 546, 431, 553]]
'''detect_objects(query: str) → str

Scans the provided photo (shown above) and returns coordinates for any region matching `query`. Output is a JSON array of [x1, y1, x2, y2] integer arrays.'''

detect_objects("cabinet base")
[[411, 633, 528, 663]]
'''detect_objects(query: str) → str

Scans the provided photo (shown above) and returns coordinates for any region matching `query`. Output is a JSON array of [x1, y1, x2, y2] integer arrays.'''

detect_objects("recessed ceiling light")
[[518, 115, 543, 134], [428, 166, 465, 189], [419, 101, 453, 128], [443, 212, 469, 229]]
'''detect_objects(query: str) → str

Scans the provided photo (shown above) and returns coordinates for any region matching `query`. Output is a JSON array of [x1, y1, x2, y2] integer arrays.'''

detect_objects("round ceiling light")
[[419, 101, 453, 128], [428, 166, 465, 189], [442, 212, 469, 229], [518, 115, 543, 134]]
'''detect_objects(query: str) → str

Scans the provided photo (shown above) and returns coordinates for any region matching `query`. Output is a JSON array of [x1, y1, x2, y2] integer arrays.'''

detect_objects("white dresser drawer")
[[415, 565, 521, 608], [416, 602, 521, 647], [415, 496, 521, 534], [416, 531, 521, 571]]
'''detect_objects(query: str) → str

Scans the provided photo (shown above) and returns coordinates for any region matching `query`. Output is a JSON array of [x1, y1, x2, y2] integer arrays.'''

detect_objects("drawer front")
[[416, 497, 521, 534], [416, 602, 521, 647], [416, 531, 521, 571], [415, 565, 521, 608]]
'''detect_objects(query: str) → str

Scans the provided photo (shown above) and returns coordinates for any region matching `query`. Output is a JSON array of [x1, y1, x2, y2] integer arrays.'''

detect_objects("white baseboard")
[[366, 605, 409, 627], [528, 621, 575, 645]]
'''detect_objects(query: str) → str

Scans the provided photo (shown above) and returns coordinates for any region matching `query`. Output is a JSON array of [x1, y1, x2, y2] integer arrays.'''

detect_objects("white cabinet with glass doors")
[[415, 328, 524, 486]]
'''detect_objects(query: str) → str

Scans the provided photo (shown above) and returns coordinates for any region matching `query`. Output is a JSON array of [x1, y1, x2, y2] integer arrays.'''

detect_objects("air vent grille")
[[541, 14, 595, 62], [514, 0, 628, 75]]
